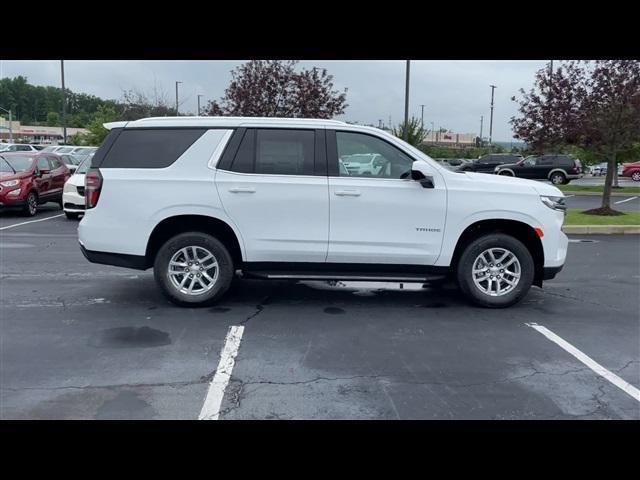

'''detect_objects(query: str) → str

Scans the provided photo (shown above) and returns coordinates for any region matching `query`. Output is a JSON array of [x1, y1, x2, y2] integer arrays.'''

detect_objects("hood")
[[0, 171, 31, 181], [66, 172, 86, 186], [460, 171, 564, 197]]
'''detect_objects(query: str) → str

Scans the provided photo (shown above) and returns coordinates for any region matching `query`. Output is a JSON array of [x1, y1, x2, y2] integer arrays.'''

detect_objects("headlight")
[[540, 195, 566, 211], [0, 179, 19, 187]]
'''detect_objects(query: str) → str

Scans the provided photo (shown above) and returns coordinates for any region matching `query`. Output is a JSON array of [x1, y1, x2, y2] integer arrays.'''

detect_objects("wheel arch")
[[547, 168, 567, 180], [450, 219, 545, 287], [145, 214, 245, 269], [497, 168, 515, 176]]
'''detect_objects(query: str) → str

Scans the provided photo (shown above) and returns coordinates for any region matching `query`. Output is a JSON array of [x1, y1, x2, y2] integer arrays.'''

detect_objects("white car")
[[78, 116, 568, 308], [340, 153, 385, 176], [62, 156, 92, 219], [0, 143, 43, 152]]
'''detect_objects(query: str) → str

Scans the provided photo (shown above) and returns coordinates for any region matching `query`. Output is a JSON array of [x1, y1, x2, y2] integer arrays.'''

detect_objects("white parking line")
[[199, 325, 245, 420], [526, 323, 640, 402], [614, 196, 638, 205], [0, 214, 65, 231]]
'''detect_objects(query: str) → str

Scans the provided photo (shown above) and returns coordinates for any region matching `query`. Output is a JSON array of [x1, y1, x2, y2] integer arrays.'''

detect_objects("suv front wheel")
[[456, 233, 534, 308], [153, 232, 234, 307]]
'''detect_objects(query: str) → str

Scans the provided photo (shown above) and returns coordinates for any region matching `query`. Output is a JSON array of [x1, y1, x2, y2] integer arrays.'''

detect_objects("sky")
[[0, 60, 549, 142]]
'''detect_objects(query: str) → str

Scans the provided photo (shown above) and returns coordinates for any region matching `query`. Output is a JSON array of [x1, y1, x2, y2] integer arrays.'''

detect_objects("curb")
[[562, 225, 640, 234], [561, 191, 638, 197]]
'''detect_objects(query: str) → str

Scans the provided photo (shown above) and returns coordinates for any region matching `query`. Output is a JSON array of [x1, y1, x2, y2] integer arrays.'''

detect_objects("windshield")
[[40, 146, 58, 152], [1, 156, 34, 172], [56, 147, 74, 153], [1, 157, 16, 173]]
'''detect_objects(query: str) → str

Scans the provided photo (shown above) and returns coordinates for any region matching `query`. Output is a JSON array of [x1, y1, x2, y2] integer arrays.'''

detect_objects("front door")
[[327, 130, 446, 265], [216, 128, 329, 263]]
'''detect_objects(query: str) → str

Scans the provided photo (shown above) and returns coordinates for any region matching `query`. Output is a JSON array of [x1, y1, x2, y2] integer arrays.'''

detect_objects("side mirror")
[[410, 163, 435, 188], [40, 169, 50, 175]]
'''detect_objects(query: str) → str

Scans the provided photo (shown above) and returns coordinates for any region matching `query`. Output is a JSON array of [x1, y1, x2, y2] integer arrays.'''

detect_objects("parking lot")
[[1, 204, 639, 419]]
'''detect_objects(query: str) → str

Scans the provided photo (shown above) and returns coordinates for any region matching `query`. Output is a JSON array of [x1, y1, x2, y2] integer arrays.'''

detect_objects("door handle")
[[334, 190, 361, 197], [229, 187, 256, 193]]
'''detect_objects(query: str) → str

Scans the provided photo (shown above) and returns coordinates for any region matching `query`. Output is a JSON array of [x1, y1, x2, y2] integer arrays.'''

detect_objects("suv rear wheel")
[[153, 232, 234, 307], [22, 191, 38, 217], [550, 171, 566, 185], [456, 233, 534, 308]]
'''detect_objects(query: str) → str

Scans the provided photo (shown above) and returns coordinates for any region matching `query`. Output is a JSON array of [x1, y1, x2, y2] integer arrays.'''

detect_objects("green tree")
[[46, 111, 60, 126], [75, 105, 119, 146], [392, 117, 429, 147]]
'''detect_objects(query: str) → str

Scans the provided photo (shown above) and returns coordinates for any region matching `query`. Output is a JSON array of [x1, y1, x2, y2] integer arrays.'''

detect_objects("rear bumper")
[[80, 243, 148, 270]]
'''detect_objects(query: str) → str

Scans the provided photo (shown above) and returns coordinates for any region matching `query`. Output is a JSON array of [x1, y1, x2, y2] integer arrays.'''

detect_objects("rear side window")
[[98, 128, 206, 168], [557, 156, 574, 167], [538, 156, 554, 166], [228, 129, 315, 176]]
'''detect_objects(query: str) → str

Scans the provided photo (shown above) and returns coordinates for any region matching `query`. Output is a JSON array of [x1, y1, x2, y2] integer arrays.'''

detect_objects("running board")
[[242, 271, 447, 283]]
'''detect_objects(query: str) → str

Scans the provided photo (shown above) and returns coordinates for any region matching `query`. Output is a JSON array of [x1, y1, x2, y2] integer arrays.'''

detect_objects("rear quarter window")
[[96, 128, 206, 168]]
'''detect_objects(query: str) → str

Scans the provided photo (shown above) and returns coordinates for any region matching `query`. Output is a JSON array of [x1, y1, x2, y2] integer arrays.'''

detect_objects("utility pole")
[[197, 94, 203, 116], [420, 104, 425, 129], [403, 60, 410, 141], [489, 85, 497, 146], [61, 60, 67, 144], [175, 81, 182, 115], [480, 115, 484, 145]]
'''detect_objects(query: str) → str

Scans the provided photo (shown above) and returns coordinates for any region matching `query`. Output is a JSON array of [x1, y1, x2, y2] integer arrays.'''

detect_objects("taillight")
[[85, 168, 103, 209]]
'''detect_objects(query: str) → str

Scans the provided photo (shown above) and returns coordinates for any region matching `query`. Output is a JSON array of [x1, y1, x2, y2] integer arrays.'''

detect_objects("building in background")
[[422, 130, 479, 147], [0, 117, 88, 144]]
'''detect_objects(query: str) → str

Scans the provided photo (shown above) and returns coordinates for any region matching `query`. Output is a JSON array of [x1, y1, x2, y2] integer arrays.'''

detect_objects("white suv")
[[78, 117, 568, 308]]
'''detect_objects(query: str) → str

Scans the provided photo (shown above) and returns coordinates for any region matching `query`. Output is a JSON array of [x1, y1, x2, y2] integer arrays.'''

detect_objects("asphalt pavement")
[[1, 209, 638, 419]]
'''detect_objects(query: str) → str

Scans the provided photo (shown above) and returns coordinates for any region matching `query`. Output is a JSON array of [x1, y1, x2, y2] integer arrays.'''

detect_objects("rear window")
[[97, 128, 206, 168]]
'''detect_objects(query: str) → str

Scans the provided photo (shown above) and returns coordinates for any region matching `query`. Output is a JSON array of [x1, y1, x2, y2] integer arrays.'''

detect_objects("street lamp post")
[[197, 94, 203, 116], [61, 60, 67, 144], [403, 60, 410, 141], [480, 115, 483, 145], [489, 84, 497, 146], [175, 81, 183, 115], [420, 104, 425, 129], [431, 121, 435, 142], [0, 106, 13, 142]]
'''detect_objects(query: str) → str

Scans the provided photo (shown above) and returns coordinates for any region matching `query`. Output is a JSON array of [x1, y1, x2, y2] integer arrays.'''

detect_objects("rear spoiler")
[[103, 121, 128, 130]]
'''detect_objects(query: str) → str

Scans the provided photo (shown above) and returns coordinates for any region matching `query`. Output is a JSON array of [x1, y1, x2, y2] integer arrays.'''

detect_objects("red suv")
[[621, 161, 640, 182], [0, 152, 71, 216]]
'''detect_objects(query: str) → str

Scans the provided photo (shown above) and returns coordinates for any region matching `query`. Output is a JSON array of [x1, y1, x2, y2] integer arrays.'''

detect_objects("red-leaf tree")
[[202, 60, 348, 119], [511, 60, 640, 214]]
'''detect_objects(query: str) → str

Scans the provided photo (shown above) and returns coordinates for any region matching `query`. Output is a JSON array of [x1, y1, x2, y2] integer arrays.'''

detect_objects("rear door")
[[215, 128, 329, 263], [534, 155, 555, 179]]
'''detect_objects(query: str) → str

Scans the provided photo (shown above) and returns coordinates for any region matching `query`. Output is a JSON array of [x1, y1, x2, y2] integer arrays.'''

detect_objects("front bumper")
[[542, 264, 564, 280], [62, 191, 85, 213], [0, 197, 27, 210]]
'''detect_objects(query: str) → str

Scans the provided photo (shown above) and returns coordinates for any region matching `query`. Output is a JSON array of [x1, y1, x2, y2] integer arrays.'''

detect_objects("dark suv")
[[495, 154, 583, 185], [456, 154, 524, 174]]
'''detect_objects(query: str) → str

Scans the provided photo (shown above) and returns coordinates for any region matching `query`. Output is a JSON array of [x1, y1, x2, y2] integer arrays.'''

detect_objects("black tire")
[[22, 191, 38, 217], [153, 231, 234, 307], [456, 233, 534, 308], [498, 170, 513, 176], [65, 211, 80, 220], [550, 171, 566, 185]]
